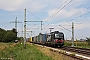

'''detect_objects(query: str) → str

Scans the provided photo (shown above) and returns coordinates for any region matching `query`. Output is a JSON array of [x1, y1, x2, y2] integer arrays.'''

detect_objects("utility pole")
[[22, 24, 23, 38], [72, 22, 74, 47], [30, 31, 32, 37], [10, 17, 22, 37], [15, 17, 17, 34], [24, 9, 26, 49], [21, 24, 23, 43], [41, 21, 43, 30]]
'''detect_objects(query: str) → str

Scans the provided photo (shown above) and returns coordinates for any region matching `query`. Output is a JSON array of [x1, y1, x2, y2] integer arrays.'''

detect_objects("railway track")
[[34, 43, 90, 60], [60, 46, 90, 57]]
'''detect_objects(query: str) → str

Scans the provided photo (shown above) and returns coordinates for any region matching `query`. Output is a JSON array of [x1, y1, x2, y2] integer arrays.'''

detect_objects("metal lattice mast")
[[72, 22, 74, 47], [24, 9, 26, 49], [10, 17, 22, 37]]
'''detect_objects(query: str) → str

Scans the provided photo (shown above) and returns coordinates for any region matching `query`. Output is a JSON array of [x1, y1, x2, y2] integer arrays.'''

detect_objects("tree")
[[0, 28, 6, 42], [0, 32, 3, 42], [0, 28, 18, 42], [11, 28, 17, 33], [11, 28, 17, 37], [2, 31, 16, 42], [17, 37, 24, 42]]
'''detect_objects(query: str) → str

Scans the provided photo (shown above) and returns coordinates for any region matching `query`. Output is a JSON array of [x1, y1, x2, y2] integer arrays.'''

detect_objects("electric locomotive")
[[46, 31, 64, 47]]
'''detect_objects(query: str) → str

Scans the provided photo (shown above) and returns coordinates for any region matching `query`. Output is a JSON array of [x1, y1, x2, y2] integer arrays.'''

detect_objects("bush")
[[0, 28, 17, 43], [2, 32, 16, 43], [0, 28, 6, 42], [86, 37, 90, 45]]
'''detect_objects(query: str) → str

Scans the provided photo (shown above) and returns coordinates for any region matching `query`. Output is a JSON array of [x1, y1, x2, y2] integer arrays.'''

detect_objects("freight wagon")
[[32, 31, 64, 47]]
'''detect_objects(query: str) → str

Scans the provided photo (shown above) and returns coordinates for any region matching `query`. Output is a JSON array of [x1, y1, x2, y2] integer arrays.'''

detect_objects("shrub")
[[2, 32, 16, 42], [86, 37, 90, 45]]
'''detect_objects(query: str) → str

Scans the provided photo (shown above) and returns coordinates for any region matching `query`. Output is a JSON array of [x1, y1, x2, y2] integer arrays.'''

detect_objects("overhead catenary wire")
[[42, 23, 72, 32], [26, 0, 74, 32], [27, 24, 39, 29], [47, 0, 73, 20], [68, 12, 90, 22], [43, 0, 67, 24], [66, 8, 90, 22], [59, 25, 71, 32], [27, 9, 41, 20], [64, 7, 89, 22], [0, 22, 10, 24], [58, 7, 90, 28], [42, 24, 50, 30], [26, 9, 42, 30], [43, 0, 73, 25], [50, 24, 72, 32], [42, 0, 73, 30], [60, 10, 82, 22], [54, 8, 90, 30]]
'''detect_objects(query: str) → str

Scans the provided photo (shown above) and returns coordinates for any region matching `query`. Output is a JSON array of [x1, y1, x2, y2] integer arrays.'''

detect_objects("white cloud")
[[40, 0, 88, 23], [42, 20, 90, 32], [46, 8, 87, 23], [20, 0, 47, 12], [74, 20, 90, 30], [0, 0, 24, 11], [58, 20, 90, 30], [0, 0, 46, 11], [0, 0, 87, 12]]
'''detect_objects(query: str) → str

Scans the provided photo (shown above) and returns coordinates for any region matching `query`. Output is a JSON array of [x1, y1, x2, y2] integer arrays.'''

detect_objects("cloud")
[[19, 0, 47, 12], [0, 0, 87, 12], [41, 0, 88, 25], [46, 8, 88, 23], [0, 0, 24, 11], [74, 20, 90, 30], [47, 0, 88, 22], [0, 0, 46, 11], [42, 20, 90, 33], [58, 20, 90, 30]]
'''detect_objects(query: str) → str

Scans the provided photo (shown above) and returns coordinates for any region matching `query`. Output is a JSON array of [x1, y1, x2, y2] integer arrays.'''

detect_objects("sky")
[[0, 0, 90, 40]]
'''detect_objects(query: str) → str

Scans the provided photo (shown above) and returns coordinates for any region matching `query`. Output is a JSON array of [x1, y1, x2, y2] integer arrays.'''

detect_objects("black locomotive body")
[[46, 31, 64, 47]]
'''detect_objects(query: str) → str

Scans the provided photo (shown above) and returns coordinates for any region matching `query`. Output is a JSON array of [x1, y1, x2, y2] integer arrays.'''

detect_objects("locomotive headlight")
[[59, 39, 64, 42], [55, 39, 59, 42]]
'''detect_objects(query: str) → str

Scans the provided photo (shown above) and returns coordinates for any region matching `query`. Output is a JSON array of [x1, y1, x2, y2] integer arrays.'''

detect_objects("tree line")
[[0, 28, 22, 43], [0, 27, 90, 44]]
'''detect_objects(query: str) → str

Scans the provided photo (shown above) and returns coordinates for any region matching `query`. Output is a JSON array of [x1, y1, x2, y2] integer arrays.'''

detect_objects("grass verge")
[[0, 42, 52, 60], [64, 41, 90, 49], [35, 44, 78, 60]]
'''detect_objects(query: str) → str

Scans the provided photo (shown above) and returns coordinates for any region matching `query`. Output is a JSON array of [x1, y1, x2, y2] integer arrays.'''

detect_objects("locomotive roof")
[[51, 31, 63, 33], [39, 31, 64, 36]]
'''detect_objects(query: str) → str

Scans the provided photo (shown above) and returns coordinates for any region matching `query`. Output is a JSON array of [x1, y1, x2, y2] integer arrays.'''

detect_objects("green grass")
[[64, 41, 90, 49], [0, 42, 13, 46], [0, 43, 52, 60]]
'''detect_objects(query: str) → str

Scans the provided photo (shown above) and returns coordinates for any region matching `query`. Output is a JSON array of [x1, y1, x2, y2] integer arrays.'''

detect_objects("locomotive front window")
[[55, 34, 60, 38], [55, 33, 63, 38], [60, 33, 63, 37]]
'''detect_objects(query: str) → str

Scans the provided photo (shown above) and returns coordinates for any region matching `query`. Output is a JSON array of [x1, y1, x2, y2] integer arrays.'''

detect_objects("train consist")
[[30, 31, 64, 47]]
